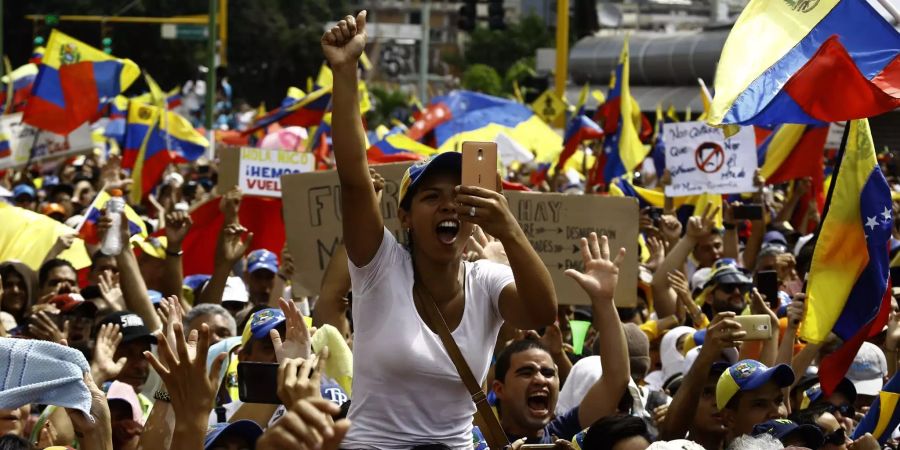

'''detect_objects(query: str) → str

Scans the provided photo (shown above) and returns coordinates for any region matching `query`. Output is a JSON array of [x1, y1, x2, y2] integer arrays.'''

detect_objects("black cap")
[[96, 311, 156, 344], [752, 419, 824, 449]]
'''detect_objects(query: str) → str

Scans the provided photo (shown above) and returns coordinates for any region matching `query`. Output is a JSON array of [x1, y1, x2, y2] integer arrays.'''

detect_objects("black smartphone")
[[237, 362, 281, 404], [732, 204, 764, 221], [756, 270, 780, 309], [648, 207, 664, 227]]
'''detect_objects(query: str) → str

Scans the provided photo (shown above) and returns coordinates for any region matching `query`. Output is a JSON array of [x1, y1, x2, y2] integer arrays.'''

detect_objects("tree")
[[366, 86, 412, 130], [460, 15, 552, 81], [462, 64, 503, 96]]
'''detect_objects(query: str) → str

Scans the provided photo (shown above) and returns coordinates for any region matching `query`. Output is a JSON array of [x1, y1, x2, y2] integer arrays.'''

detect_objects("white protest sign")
[[825, 122, 846, 149], [664, 122, 757, 197], [238, 147, 316, 198], [0, 113, 93, 170]]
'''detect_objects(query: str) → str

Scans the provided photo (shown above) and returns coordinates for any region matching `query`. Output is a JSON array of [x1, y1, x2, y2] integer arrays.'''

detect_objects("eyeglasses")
[[824, 428, 846, 446]]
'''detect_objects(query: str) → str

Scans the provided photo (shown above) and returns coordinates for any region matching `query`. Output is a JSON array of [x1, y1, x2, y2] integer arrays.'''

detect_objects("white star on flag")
[[866, 216, 879, 230], [882, 206, 892, 222]]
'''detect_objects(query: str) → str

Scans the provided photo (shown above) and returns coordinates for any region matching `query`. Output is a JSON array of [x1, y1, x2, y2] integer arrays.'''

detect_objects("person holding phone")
[[323, 11, 556, 449]]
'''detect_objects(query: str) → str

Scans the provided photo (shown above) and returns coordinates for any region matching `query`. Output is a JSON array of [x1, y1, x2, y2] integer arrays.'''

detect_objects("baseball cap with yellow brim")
[[716, 359, 795, 410], [398, 152, 462, 210]]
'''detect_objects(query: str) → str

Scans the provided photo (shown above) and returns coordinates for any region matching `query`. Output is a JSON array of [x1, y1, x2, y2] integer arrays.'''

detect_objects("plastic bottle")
[[101, 189, 126, 255]]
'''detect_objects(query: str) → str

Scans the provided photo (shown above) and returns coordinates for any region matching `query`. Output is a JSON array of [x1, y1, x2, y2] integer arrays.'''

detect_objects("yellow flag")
[[316, 64, 333, 88], [0, 202, 90, 270]]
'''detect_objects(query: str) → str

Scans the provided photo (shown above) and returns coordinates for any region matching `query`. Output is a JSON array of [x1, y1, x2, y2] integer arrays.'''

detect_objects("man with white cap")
[[221, 276, 250, 318], [846, 341, 887, 410]]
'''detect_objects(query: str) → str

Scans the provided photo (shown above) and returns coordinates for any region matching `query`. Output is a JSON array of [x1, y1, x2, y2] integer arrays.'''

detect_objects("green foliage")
[[366, 86, 411, 129], [462, 64, 503, 96], [504, 57, 536, 93], [460, 15, 552, 82]]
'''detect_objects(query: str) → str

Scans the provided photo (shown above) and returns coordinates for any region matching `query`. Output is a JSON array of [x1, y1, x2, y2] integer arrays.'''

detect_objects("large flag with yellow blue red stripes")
[[801, 119, 893, 395], [709, 0, 900, 126], [22, 29, 140, 135]]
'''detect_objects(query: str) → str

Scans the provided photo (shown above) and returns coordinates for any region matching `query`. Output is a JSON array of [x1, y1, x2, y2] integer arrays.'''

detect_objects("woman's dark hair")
[[581, 415, 650, 450], [0, 435, 35, 450]]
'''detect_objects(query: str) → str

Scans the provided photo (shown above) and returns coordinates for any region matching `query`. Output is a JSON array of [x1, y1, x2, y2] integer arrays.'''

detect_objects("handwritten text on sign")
[[0, 113, 93, 170], [506, 192, 639, 307], [239, 147, 316, 198], [663, 122, 757, 197]]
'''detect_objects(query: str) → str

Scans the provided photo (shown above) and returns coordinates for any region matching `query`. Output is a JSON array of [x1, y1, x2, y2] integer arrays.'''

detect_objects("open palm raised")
[[321, 11, 368, 70], [565, 232, 626, 302]]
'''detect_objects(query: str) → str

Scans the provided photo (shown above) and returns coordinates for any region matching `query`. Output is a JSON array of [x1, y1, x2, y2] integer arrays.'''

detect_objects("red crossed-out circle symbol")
[[695, 142, 725, 173]]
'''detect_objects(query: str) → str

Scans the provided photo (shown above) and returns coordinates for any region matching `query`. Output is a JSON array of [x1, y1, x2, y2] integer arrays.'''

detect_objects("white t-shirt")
[[344, 228, 515, 450]]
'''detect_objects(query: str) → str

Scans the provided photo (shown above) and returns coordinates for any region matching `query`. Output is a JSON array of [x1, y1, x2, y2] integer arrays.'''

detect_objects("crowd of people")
[[0, 10, 897, 450]]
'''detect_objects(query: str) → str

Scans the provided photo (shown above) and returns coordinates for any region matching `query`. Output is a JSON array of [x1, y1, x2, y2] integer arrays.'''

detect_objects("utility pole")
[[0, 0, 5, 79], [554, 0, 569, 98], [206, 0, 217, 136], [419, 0, 431, 103]]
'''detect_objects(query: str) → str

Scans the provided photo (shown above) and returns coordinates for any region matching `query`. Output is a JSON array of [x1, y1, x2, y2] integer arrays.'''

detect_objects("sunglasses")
[[824, 403, 856, 419], [718, 283, 750, 294], [825, 428, 846, 446]]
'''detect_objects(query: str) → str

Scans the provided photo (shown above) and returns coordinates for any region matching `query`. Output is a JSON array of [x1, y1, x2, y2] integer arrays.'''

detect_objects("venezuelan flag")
[[609, 178, 665, 209], [852, 371, 900, 444], [709, 0, 900, 126], [103, 95, 129, 145], [22, 29, 139, 135], [77, 190, 148, 245], [801, 119, 893, 395], [0, 63, 38, 114], [426, 91, 561, 162], [0, 132, 10, 159], [556, 115, 604, 171], [250, 85, 332, 132], [368, 132, 437, 163], [596, 37, 647, 183], [29, 46, 44, 65], [758, 123, 829, 222]]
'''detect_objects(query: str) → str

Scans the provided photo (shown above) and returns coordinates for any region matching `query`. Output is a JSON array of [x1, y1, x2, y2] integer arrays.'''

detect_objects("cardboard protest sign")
[[238, 147, 315, 197], [664, 122, 757, 197], [280, 162, 412, 296], [505, 192, 639, 307], [0, 113, 93, 170]]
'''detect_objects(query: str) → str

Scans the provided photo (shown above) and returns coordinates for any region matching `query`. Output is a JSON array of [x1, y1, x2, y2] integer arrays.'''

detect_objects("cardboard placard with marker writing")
[[505, 192, 639, 307], [280, 162, 412, 297]]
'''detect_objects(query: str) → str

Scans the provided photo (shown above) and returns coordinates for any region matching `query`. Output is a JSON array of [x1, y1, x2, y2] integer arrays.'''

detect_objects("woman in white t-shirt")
[[321, 12, 558, 449]]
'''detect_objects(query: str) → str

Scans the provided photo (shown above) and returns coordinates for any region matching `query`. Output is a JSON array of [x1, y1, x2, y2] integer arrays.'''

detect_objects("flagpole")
[[875, 0, 900, 24]]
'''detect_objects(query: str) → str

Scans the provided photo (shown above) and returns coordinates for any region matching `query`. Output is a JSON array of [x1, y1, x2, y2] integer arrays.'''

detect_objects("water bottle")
[[101, 189, 126, 256]]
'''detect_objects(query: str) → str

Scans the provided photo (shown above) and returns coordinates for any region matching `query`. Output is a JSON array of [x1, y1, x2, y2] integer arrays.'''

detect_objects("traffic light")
[[101, 23, 113, 54], [458, 0, 477, 31], [488, 0, 505, 30]]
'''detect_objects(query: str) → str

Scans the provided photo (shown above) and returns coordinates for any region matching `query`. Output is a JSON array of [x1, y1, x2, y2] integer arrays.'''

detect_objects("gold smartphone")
[[461, 141, 499, 191], [735, 314, 774, 340]]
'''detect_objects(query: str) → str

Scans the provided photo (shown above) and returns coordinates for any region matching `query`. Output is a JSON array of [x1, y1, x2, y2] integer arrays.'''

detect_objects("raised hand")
[[645, 236, 665, 272], [455, 185, 520, 241], [277, 348, 328, 407], [685, 203, 720, 239], [97, 270, 125, 311], [321, 11, 368, 70], [28, 311, 69, 343], [466, 226, 509, 264], [270, 298, 312, 362], [564, 232, 626, 302], [157, 296, 191, 357], [219, 187, 242, 225], [702, 312, 745, 352], [279, 243, 295, 282], [668, 270, 705, 325], [217, 223, 253, 264], [539, 323, 566, 357], [370, 167, 385, 202], [91, 323, 126, 385], [256, 399, 350, 450], [658, 214, 682, 244], [748, 288, 778, 327], [165, 210, 193, 250], [144, 323, 225, 427], [66, 372, 113, 450]]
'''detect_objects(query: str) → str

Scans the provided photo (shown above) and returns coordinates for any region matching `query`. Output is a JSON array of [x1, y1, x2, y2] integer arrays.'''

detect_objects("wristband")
[[165, 249, 183, 257], [154, 390, 171, 402]]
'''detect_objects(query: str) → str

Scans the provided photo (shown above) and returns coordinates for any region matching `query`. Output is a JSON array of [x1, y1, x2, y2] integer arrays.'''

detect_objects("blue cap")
[[751, 419, 824, 448], [184, 274, 212, 291], [204, 420, 263, 450], [717, 360, 795, 410], [13, 184, 35, 199], [398, 152, 462, 210], [241, 308, 286, 346], [148, 290, 163, 305], [247, 249, 278, 274]]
